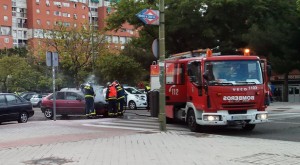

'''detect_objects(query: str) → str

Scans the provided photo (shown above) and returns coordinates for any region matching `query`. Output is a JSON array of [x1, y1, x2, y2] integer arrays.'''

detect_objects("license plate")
[[232, 115, 250, 120]]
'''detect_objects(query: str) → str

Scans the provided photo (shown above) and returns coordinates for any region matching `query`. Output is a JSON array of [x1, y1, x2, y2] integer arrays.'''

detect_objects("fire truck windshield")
[[204, 60, 263, 86]]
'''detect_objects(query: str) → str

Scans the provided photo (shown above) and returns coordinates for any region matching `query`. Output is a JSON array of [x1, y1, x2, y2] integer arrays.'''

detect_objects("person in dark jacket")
[[114, 80, 126, 116], [82, 82, 96, 116], [106, 82, 117, 117]]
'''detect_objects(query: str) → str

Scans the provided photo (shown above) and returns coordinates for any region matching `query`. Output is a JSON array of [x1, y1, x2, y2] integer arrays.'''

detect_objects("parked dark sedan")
[[0, 93, 34, 124], [41, 91, 108, 119]]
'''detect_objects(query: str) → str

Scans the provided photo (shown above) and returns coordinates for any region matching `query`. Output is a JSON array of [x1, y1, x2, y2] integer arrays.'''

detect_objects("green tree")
[[0, 56, 43, 92], [0, 47, 28, 57], [106, 0, 300, 102], [44, 24, 107, 87], [243, 0, 300, 101], [96, 53, 144, 85]]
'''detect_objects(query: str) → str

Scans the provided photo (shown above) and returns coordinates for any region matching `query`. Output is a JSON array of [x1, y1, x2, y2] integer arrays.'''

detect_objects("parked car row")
[[0, 93, 34, 124], [0, 85, 148, 124]]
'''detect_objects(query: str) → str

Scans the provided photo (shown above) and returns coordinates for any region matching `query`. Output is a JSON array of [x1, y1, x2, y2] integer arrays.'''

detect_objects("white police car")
[[123, 86, 147, 110]]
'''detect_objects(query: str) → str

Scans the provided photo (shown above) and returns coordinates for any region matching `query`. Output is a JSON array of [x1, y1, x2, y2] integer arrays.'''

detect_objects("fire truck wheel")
[[187, 110, 200, 132], [242, 124, 256, 131]]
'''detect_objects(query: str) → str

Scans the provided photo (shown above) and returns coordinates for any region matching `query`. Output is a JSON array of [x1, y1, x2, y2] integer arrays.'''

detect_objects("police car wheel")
[[128, 101, 137, 110]]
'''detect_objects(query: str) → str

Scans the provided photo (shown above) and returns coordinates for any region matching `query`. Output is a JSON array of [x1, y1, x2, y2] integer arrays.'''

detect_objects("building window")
[[37, 19, 41, 25], [4, 38, 9, 43], [112, 36, 119, 43], [63, 22, 70, 27], [47, 21, 50, 26], [36, 0, 40, 4], [46, 10, 50, 15], [54, 11, 61, 16], [3, 16, 8, 21], [62, 2, 70, 7], [74, 23, 77, 27], [13, 30, 17, 37], [0, 27, 11, 35], [119, 37, 126, 44], [63, 12, 68, 17], [36, 9, 40, 13], [127, 29, 133, 34], [3, 5, 8, 10], [105, 36, 112, 43], [82, 15, 86, 19]]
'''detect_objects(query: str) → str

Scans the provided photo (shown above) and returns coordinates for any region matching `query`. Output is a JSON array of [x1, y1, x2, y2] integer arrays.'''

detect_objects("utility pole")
[[159, 0, 166, 131]]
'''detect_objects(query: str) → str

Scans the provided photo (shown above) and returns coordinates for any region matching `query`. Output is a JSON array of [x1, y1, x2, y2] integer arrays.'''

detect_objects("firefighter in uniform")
[[82, 82, 96, 116], [114, 80, 125, 116], [106, 82, 117, 117]]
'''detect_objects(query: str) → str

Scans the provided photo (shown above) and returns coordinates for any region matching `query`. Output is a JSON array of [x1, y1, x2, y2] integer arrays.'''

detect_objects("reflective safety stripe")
[[85, 95, 94, 98], [107, 97, 117, 100], [117, 96, 125, 99]]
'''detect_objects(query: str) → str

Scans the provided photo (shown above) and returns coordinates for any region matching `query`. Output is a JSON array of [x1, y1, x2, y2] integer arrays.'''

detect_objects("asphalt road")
[[31, 107, 300, 142]]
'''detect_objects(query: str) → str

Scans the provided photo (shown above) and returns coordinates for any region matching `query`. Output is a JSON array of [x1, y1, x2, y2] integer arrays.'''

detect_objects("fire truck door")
[[187, 61, 203, 102]]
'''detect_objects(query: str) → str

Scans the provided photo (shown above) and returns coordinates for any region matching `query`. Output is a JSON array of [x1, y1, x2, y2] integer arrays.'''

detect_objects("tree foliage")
[[105, 0, 300, 101], [44, 24, 108, 87], [0, 56, 42, 92], [96, 53, 144, 85]]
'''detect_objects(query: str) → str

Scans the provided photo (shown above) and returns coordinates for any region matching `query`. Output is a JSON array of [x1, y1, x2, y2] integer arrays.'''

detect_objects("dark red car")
[[41, 91, 107, 119]]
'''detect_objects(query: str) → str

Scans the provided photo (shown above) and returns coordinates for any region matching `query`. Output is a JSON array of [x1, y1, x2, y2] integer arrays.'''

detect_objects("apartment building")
[[0, 0, 138, 50]]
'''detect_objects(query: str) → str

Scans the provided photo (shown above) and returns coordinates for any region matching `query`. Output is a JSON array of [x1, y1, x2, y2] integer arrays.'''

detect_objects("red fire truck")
[[158, 49, 270, 131]]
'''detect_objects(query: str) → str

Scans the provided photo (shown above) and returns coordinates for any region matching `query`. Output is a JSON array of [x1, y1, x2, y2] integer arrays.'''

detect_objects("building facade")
[[0, 0, 138, 50], [270, 70, 300, 103]]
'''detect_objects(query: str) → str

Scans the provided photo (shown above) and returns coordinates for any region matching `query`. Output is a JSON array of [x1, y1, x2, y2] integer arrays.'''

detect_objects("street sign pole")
[[159, 0, 166, 131], [46, 51, 58, 121], [52, 55, 56, 121], [136, 6, 165, 131]]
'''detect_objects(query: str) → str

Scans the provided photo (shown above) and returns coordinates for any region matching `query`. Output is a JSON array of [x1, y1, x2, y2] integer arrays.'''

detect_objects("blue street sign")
[[136, 9, 159, 25]]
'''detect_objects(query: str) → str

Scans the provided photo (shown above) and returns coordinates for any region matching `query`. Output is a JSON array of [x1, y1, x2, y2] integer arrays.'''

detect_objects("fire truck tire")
[[242, 124, 256, 131], [187, 110, 200, 132]]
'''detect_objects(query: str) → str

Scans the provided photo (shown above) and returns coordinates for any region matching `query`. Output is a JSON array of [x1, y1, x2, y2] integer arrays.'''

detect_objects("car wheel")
[[18, 112, 28, 123], [44, 108, 53, 119], [187, 110, 200, 132], [37, 102, 41, 108], [128, 101, 137, 110], [242, 124, 256, 131]]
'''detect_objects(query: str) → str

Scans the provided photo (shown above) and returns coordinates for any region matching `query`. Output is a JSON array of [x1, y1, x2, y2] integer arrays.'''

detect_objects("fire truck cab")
[[163, 49, 270, 131]]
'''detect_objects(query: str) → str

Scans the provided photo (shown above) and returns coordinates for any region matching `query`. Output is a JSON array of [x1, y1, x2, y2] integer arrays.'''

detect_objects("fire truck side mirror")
[[267, 65, 271, 77]]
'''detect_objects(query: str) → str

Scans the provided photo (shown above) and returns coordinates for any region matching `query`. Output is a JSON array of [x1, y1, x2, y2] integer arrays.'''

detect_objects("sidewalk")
[[0, 127, 300, 165]]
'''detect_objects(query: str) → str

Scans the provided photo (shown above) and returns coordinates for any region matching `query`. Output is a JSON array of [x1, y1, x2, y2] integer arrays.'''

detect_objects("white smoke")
[[84, 74, 106, 103]]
